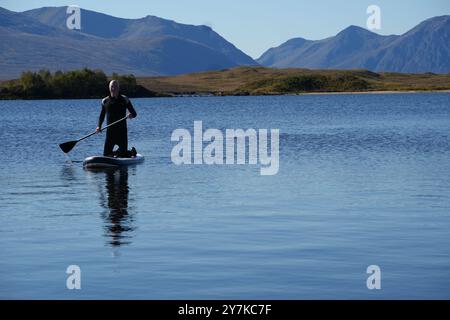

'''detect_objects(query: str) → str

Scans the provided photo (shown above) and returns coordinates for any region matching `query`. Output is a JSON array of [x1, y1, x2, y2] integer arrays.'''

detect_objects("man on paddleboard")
[[96, 80, 137, 157]]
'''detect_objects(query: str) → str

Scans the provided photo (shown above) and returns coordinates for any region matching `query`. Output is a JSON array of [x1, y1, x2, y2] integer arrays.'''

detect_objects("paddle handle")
[[78, 115, 128, 142]]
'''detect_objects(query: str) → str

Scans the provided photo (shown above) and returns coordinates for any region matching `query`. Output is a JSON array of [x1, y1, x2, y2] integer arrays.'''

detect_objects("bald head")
[[109, 80, 120, 97]]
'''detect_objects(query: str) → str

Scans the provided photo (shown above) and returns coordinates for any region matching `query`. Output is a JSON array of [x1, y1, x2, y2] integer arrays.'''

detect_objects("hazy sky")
[[2, 0, 449, 58]]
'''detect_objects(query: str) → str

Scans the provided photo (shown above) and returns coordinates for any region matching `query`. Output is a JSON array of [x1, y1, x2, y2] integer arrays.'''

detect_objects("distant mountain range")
[[0, 6, 449, 79], [0, 6, 257, 79], [257, 15, 450, 73]]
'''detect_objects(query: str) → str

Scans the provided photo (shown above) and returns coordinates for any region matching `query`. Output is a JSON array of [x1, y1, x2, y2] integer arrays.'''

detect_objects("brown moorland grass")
[[137, 66, 450, 95]]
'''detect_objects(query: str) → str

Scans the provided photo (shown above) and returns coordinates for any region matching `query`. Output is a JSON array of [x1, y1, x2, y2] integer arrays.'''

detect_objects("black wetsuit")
[[98, 94, 137, 157]]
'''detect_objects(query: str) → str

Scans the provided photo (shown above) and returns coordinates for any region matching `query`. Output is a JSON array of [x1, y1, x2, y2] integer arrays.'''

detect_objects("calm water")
[[1, 93, 449, 299]]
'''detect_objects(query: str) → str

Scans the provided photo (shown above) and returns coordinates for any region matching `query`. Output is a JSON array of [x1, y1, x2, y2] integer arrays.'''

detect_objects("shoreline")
[[1, 89, 449, 101], [3, 66, 450, 100], [291, 89, 450, 96]]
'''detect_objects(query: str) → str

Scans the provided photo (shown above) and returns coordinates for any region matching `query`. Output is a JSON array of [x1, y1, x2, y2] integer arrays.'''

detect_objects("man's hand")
[[128, 113, 135, 119], [96, 126, 101, 133]]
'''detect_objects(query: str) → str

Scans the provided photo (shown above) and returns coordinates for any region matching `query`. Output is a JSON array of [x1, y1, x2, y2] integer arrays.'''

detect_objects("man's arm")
[[124, 96, 137, 118], [97, 102, 106, 130]]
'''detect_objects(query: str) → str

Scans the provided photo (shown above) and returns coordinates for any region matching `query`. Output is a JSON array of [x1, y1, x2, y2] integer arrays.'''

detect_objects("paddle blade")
[[59, 140, 78, 153]]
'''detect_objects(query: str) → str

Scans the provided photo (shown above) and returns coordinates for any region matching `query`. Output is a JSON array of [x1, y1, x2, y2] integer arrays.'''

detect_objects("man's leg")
[[103, 133, 115, 157], [117, 131, 129, 157]]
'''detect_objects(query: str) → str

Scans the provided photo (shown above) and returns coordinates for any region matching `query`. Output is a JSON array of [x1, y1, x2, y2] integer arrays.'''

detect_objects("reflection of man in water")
[[100, 168, 135, 247]]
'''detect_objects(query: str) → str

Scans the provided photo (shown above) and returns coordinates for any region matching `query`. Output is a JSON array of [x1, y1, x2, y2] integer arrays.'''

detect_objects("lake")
[[0, 93, 449, 299]]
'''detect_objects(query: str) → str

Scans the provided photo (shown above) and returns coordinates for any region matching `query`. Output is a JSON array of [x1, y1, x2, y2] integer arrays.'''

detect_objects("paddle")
[[59, 115, 129, 153]]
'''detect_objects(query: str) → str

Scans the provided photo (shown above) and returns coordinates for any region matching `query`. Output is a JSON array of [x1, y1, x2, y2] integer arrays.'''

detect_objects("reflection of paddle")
[[59, 115, 128, 153]]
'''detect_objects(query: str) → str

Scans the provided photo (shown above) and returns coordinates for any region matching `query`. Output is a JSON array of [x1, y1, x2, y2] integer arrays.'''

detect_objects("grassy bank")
[[1, 67, 449, 99], [137, 66, 450, 96]]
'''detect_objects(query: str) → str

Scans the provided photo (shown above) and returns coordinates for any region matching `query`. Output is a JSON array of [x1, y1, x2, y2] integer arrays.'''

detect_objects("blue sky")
[[2, 0, 449, 58]]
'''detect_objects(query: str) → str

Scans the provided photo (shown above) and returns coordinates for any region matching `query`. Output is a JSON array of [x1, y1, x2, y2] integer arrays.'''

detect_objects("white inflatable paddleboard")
[[83, 154, 144, 168]]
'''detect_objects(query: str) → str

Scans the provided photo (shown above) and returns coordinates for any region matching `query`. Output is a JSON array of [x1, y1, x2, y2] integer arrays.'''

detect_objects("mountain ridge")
[[1, 6, 448, 78], [0, 6, 257, 79], [257, 15, 450, 73]]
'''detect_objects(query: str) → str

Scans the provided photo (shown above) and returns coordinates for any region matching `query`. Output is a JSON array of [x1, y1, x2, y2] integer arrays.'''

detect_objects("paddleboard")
[[83, 154, 144, 168]]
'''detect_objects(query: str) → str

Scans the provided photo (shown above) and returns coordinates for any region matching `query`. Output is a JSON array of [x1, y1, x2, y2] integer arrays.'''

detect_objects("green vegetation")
[[138, 66, 450, 96], [0, 68, 162, 99], [1, 66, 449, 99], [241, 74, 369, 94]]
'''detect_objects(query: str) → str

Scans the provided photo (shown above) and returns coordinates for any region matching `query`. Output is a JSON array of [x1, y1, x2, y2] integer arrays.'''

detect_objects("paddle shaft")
[[77, 115, 128, 143]]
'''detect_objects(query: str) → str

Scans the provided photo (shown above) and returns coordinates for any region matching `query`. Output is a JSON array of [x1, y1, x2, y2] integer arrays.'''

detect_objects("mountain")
[[257, 16, 450, 73], [0, 6, 257, 79]]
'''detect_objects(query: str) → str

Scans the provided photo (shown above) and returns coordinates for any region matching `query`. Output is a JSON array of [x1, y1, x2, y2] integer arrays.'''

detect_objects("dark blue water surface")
[[1, 93, 449, 299]]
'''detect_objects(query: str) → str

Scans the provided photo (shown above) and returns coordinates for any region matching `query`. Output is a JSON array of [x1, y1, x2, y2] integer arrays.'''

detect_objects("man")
[[96, 80, 137, 157]]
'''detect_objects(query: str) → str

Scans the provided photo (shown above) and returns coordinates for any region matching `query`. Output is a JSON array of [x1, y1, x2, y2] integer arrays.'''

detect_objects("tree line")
[[0, 68, 160, 99]]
